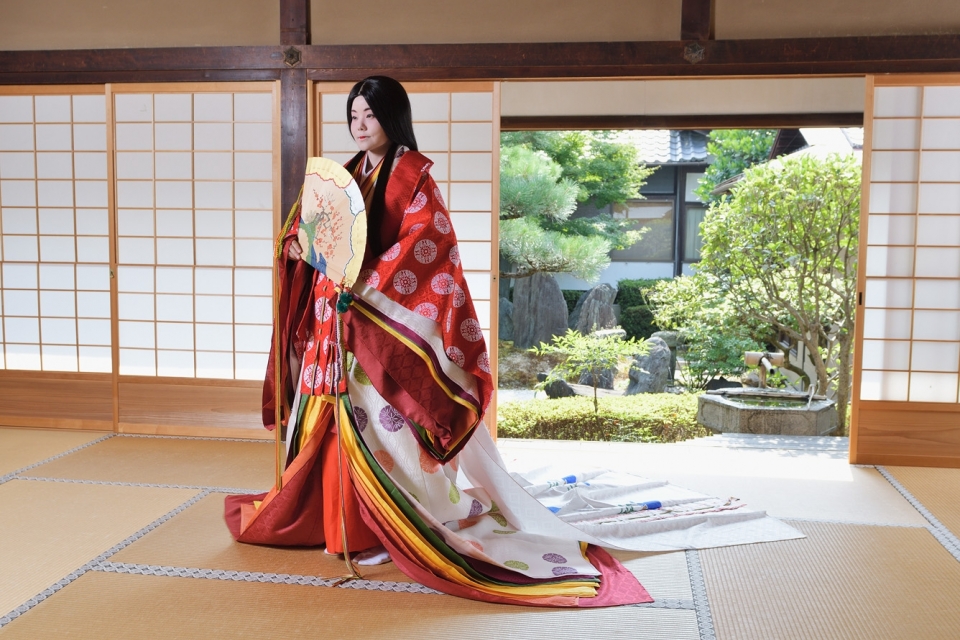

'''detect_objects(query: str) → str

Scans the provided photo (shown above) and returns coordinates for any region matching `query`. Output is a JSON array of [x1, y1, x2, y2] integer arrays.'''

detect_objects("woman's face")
[[350, 96, 390, 158]]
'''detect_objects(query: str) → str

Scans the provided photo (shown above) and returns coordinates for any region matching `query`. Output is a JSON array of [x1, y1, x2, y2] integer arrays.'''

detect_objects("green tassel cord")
[[336, 290, 354, 314]]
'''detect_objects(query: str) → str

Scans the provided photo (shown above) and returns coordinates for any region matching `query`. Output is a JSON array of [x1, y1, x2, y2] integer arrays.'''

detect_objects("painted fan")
[[297, 157, 367, 289]]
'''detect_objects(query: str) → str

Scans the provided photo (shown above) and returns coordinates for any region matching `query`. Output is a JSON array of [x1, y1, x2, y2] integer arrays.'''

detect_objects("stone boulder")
[[705, 376, 744, 391], [498, 297, 514, 341], [512, 272, 569, 349], [626, 336, 672, 394], [650, 330, 679, 380], [569, 284, 618, 334], [575, 328, 626, 390], [544, 378, 576, 398], [578, 368, 616, 390]]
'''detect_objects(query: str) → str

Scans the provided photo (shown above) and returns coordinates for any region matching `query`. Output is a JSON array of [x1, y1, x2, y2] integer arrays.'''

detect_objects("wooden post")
[[680, 0, 715, 41]]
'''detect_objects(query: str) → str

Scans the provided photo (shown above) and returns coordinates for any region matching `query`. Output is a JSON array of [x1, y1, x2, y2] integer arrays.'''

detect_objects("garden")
[[495, 129, 861, 442]]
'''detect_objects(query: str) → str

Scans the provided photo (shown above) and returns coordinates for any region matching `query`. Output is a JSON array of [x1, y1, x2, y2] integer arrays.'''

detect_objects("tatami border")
[[877, 466, 960, 562], [0, 434, 115, 486], [120, 434, 272, 443], [17, 475, 263, 495], [686, 550, 717, 640], [0, 489, 210, 628]]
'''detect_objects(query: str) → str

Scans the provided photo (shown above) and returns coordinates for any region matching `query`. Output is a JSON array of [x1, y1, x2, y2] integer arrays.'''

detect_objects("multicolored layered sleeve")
[[344, 151, 494, 461]]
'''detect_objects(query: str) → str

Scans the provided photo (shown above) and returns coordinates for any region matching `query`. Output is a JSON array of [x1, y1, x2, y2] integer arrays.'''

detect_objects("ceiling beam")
[[1, 35, 959, 83]]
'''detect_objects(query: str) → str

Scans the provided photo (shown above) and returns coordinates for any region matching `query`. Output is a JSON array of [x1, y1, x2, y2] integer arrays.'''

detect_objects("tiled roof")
[[841, 127, 864, 149], [620, 129, 710, 165]]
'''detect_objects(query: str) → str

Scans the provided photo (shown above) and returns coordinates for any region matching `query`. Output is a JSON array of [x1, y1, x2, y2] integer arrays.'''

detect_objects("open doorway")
[[495, 125, 862, 443]]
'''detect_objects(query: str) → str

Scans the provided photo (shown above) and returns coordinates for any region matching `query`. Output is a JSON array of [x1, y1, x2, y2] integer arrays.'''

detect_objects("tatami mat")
[[0, 428, 108, 477], [112, 493, 695, 600], [19, 436, 274, 490], [885, 465, 960, 539], [608, 550, 693, 602], [0, 571, 699, 640], [0, 479, 197, 616], [111, 492, 413, 583], [699, 520, 960, 639]]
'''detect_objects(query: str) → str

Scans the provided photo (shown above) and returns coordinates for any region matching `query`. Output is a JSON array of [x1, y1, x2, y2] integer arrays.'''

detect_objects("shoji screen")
[[0, 83, 278, 437], [314, 82, 500, 426], [853, 75, 960, 467], [111, 83, 278, 437], [0, 87, 113, 429]]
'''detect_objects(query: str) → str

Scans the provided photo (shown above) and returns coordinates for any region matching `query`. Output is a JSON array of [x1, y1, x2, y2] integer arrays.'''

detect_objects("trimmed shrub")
[[615, 278, 664, 309], [560, 289, 583, 315], [620, 304, 659, 341], [496, 393, 708, 443]]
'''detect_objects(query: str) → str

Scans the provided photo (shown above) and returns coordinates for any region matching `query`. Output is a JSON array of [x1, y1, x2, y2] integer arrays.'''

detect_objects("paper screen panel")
[[113, 88, 276, 380], [0, 93, 110, 373], [861, 83, 960, 403]]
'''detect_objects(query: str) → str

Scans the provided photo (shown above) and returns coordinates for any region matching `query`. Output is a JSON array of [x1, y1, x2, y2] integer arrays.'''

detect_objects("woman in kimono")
[[225, 77, 650, 606]]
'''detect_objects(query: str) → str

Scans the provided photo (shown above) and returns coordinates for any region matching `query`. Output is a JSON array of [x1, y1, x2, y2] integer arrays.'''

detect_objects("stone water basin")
[[697, 388, 838, 436]]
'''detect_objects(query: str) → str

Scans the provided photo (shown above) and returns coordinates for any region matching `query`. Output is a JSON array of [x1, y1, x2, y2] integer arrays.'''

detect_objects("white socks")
[[323, 545, 392, 566], [354, 545, 391, 566]]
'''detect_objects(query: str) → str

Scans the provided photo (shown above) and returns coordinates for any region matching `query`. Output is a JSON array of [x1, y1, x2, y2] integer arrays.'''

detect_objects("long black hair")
[[345, 76, 418, 151], [344, 76, 418, 256]]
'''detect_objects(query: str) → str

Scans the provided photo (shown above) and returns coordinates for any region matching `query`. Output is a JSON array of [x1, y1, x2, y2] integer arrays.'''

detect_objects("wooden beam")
[[280, 68, 307, 220], [681, 0, 715, 41], [501, 112, 864, 131], [0, 70, 281, 85], [280, 0, 309, 46], [0, 35, 959, 84], [300, 36, 960, 79]]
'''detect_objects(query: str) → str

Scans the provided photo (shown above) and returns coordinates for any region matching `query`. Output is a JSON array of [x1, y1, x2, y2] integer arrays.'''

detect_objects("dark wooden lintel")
[[0, 35, 959, 84], [501, 112, 865, 132], [0, 69, 282, 85]]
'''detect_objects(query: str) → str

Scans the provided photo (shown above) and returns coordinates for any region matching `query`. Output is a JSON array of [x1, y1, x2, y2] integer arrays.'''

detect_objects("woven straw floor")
[[700, 519, 960, 640], [3, 427, 960, 639], [0, 428, 106, 476], [886, 466, 960, 540], [0, 571, 700, 640]]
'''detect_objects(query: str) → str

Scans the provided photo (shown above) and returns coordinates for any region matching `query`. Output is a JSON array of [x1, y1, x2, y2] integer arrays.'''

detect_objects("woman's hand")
[[287, 240, 303, 261]]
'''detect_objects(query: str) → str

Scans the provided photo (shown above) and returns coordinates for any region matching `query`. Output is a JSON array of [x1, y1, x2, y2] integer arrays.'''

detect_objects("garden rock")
[[498, 297, 514, 341], [574, 328, 624, 390], [626, 336, 672, 394], [544, 378, 576, 398], [578, 368, 616, 390], [705, 376, 744, 391], [651, 330, 679, 380], [569, 284, 618, 334], [743, 370, 762, 387], [512, 272, 569, 349]]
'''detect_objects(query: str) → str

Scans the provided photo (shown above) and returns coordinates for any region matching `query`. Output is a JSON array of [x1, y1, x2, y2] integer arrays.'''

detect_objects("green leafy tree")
[[499, 131, 652, 282], [502, 131, 653, 207], [699, 153, 860, 433], [646, 272, 764, 389], [532, 329, 648, 415], [694, 129, 776, 203], [499, 146, 611, 280]]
